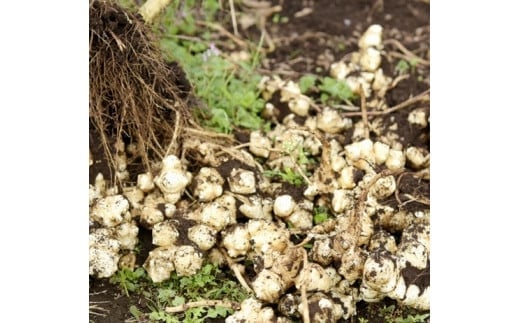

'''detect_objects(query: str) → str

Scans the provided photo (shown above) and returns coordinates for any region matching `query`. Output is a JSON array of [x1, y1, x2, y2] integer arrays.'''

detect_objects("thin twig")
[[389, 73, 410, 89], [301, 249, 310, 323], [196, 21, 248, 49], [352, 169, 406, 238], [165, 300, 241, 313], [342, 89, 430, 117], [395, 172, 430, 208], [228, 0, 239, 36], [384, 39, 429, 66], [360, 85, 369, 139], [219, 247, 254, 294]]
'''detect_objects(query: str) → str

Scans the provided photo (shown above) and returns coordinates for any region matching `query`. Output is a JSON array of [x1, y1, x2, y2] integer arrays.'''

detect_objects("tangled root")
[[89, 0, 233, 185]]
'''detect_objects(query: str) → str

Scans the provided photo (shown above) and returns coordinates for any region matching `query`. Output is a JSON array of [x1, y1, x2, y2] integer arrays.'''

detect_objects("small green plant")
[[109, 267, 147, 296], [379, 304, 397, 320], [376, 304, 430, 323], [394, 313, 430, 323], [144, 263, 250, 322], [313, 206, 333, 224], [299, 74, 318, 93], [318, 76, 356, 105], [158, 1, 268, 134], [394, 58, 419, 76], [358, 318, 369, 323], [272, 13, 289, 24], [264, 167, 306, 186]]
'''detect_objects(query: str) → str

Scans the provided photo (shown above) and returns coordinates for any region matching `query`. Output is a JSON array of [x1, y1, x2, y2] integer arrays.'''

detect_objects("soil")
[[90, 0, 430, 322]]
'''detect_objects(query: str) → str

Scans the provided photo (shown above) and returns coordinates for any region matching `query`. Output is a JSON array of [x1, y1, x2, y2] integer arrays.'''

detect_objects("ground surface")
[[90, 0, 430, 321]]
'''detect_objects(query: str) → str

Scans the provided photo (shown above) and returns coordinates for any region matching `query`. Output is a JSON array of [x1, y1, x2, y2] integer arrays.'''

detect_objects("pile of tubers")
[[89, 24, 430, 320]]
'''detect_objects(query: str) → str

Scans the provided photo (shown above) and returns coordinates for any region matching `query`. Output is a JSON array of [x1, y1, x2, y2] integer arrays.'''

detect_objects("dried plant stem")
[[352, 169, 406, 238], [360, 85, 369, 139], [300, 249, 311, 323], [229, 0, 239, 36], [395, 172, 431, 208], [219, 247, 254, 294], [196, 20, 248, 49], [385, 39, 429, 66], [343, 89, 430, 117], [165, 300, 241, 313]]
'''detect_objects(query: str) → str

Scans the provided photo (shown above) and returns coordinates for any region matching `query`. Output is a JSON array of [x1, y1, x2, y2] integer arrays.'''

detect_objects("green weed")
[[377, 304, 430, 323], [264, 167, 306, 186], [157, 1, 268, 134], [313, 205, 334, 225], [146, 263, 250, 322], [109, 267, 147, 297], [394, 58, 418, 76], [318, 76, 356, 104]]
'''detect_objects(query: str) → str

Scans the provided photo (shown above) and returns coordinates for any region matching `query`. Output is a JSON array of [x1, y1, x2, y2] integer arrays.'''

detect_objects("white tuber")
[[173, 245, 204, 277], [248, 220, 290, 254], [252, 269, 285, 302], [358, 25, 384, 72], [372, 68, 392, 94], [295, 263, 333, 292], [144, 246, 177, 283], [405, 147, 430, 169], [317, 107, 350, 134], [91, 195, 130, 227], [152, 220, 179, 247], [273, 195, 296, 218], [309, 238, 336, 266], [338, 166, 356, 189], [280, 80, 301, 102], [249, 131, 272, 158], [288, 96, 311, 117], [225, 298, 276, 323], [270, 247, 304, 288], [286, 209, 313, 230], [385, 149, 406, 170], [199, 194, 236, 231], [369, 230, 398, 253], [188, 224, 217, 251], [114, 221, 139, 250], [363, 250, 400, 293], [154, 155, 192, 204], [118, 252, 136, 270], [137, 172, 155, 192], [358, 24, 383, 50], [192, 167, 224, 202], [238, 196, 273, 220], [228, 168, 256, 194], [408, 108, 428, 128], [373, 141, 390, 165], [222, 224, 251, 257], [397, 238, 429, 269], [89, 173, 106, 206], [330, 61, 349, 79], [122, 187, 144, 210], [299, 292, 343, 322], [332, 189, 354, 213], [89, 228, 121, 278], [401, 285, 429, 310], [360, 47, 381, 72], [338, 247, 367, 283], [140, 206, 164, 228], [369, 175, 397, 200]]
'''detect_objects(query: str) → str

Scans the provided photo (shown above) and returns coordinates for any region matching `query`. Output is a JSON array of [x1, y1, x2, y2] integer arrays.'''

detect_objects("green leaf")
[[206, 306, 231, 318], [129, 305, 143, 319], [318, 77, 354, 103], [299, 74, 318, 93]]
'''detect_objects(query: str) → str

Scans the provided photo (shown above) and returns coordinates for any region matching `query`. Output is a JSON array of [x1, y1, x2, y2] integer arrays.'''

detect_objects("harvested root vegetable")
[[90, 195, 130, 227]]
